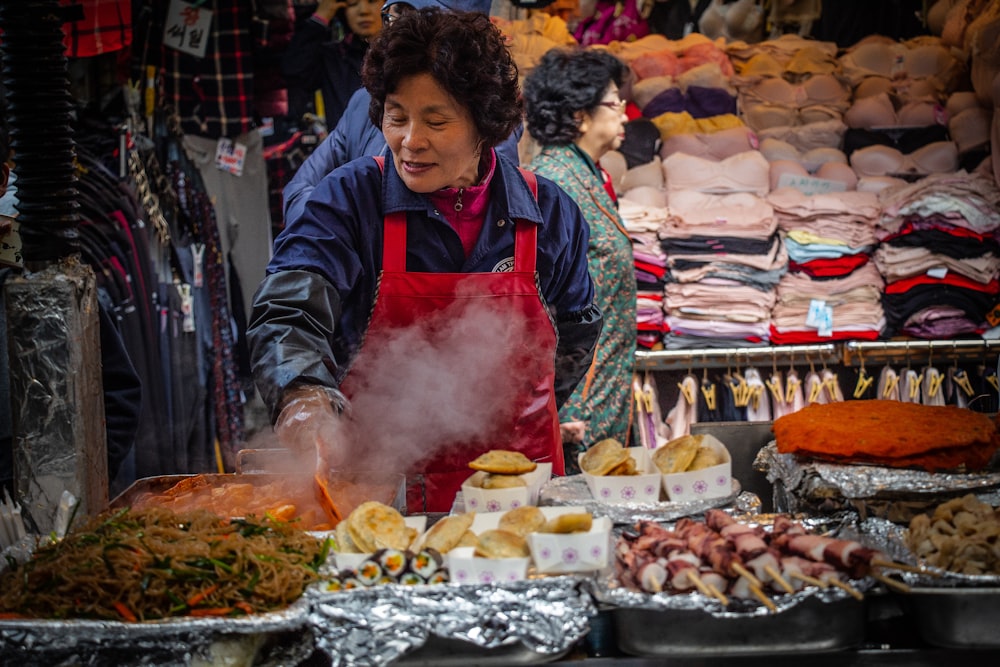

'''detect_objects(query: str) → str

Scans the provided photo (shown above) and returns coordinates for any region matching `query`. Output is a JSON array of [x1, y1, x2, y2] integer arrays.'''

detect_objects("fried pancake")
[[421, 512, 476, 553], [498, 506, 547, 537], [347, 501, 409, 552], [481, 473, 528, 489], [468, 450, 538, 474], [652, 435, 700, 474], [335, 519, 361, 553], [474, 529, 531, 559], [687, 445, 724, 471], [607, 456, 639, 476], [455, 530, 480, 549], [541, 512, 594, 534], [580, 438, 630, 476]]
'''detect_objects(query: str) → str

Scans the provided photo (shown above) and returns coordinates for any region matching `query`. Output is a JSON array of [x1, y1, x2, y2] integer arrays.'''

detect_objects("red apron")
[[339, 170, 563, 513]]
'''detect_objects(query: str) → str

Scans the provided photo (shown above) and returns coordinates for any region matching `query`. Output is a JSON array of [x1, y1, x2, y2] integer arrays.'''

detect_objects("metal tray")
[[895, 587, 1000, 649], [0, 596, 314, 667], [109, 471, 406, 522], [394, 636, 570, 665], [611, 595, 866, 657]]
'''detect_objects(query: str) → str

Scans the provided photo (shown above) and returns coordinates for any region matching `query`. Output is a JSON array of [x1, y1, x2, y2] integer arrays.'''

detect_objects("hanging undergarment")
[[877, 364, 900, 401], [698, 0, 765, 42], [899, 367, 923, 403], [921, 365, 947, 406], [665, 373, 700, 440], [744, 367, 771, 421], [803, 369, 825, 405], [784, 368, 805, 413]]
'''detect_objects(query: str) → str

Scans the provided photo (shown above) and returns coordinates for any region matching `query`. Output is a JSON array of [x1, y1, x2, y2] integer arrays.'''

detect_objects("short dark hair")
[[523, 48, 628, 145], [362, 8, 523, 149]]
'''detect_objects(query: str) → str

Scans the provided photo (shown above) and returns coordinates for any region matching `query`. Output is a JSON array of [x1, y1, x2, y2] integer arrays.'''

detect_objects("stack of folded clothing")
[[617, 196, 670, 349], [767, 188, 885, 343], [659, 149, 784, 348], [875, 171, 1000, 338]]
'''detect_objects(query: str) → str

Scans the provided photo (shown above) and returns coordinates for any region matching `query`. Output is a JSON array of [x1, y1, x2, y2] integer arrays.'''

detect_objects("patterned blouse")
[[528, 144, 637, 470]]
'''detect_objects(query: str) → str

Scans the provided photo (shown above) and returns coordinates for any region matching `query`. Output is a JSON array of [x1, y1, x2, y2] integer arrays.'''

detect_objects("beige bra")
[[849, 141, 959, 177], [844, 92, 943, 129]]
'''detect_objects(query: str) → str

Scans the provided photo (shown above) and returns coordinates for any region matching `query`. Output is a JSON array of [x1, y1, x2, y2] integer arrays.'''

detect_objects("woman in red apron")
[[248, 8, 603, 513]]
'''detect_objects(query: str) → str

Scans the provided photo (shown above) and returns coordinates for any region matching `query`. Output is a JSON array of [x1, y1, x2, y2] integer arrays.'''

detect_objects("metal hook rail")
[[635, 340, 1000, 371]]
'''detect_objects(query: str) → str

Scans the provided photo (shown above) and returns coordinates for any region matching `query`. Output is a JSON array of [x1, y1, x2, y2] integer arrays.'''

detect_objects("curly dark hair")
[[522, 48, 628, 146], [361, 8, 523, 149]]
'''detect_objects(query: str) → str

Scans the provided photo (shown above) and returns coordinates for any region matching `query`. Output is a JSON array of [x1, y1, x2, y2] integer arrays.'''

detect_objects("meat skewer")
[[705, 510, 794, 594], [675, 517, 764, 589]]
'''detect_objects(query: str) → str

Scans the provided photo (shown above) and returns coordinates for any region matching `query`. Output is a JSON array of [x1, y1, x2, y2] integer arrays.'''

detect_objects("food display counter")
[[3, 406, 1000, 666]]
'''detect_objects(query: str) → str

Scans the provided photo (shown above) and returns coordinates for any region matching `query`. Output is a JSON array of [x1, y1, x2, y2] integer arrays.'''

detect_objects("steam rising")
[[332, 279, 551, 478]]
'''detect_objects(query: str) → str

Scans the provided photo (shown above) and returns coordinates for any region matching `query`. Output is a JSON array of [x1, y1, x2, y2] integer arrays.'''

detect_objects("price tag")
[[776, 173, 847, 196], [926, 266, 948, 279], [178, 283, 196, 333], [806, 299, 827, 328], [214, 138, 247, 176], [986, 302, 1000, 327], [164, 0, 212, 58], [191, 243, 205, 288]]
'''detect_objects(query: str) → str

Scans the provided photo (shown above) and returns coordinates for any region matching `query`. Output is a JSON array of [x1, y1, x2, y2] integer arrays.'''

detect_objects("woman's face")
[[382, 72, 483, 193], [345, 0, 381, 38], [576, 84, 627, 162]]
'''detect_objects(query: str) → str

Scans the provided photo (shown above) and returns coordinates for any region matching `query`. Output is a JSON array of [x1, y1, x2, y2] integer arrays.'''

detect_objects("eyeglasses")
[[597, 99, 627, 113], [380, 3, 413, 25]]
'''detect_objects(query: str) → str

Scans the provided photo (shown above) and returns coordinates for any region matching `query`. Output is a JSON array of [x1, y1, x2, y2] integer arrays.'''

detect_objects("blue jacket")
[[282, 88, 523, 226], [249, 148, 603, 420]]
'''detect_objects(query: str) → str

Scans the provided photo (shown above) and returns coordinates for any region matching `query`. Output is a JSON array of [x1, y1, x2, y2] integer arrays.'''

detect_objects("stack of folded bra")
[[657, 150, 785, 349], [874, 171, 1000, 338], [766, 188, 885, 344]]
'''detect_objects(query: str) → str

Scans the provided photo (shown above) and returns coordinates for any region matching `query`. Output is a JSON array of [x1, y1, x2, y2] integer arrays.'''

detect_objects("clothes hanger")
[[700, 359, 718, 412]]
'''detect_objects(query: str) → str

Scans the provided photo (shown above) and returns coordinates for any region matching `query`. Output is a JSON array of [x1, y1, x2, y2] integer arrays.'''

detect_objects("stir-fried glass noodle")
[[0, 507, 330, 621]]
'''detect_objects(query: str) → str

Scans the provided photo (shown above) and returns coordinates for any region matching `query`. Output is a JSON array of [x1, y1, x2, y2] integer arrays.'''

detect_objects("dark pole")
[[0, 0, 82, 268]]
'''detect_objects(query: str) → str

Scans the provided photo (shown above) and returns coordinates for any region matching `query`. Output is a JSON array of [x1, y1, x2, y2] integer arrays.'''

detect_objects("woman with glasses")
[[523, 48, 637, 470], [249, 8, 603, 512], [283, 0, 383, 129]]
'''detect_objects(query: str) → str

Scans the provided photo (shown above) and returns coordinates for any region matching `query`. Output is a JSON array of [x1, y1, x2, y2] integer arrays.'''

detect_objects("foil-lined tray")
[[858, 516, 1000, 648], [0, 596, 315, 667], [538, 474, 756, 524], [306, 576, 595, 666], [589, 514, 876, 656], [755, 441, 1000, 523]]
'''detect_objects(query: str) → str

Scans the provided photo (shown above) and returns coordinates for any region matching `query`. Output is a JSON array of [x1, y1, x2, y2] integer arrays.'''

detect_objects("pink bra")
[[849, 141, 959, 177], [759, 138, 847, 172], [844, 92, 943, 129], [662, 150, 770, 195], [659, 126, 759, 161]]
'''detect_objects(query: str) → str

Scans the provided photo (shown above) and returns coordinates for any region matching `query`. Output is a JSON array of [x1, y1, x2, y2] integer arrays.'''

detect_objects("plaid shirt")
[[60, 0, 132, 57], [159, 0, 258, 139]]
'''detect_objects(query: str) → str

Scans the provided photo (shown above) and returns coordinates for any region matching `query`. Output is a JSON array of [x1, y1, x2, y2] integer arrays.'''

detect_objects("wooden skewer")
[[685, 569, 714, 599], [731, 562, 763, 588], [764, 564, 796, 595], [707, 583, 730, 607], [750, 583, 778, 613], [871, 558, 935, 576], [828, 577, 864, 601], [788, 571, 826, 589], [873, 572, 911, 594]]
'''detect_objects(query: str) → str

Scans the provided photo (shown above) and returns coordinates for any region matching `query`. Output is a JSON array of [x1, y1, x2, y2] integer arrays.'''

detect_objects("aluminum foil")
[[0, 597, 315, 667], [591, 514, 878, 617], [306, 577, 595, 666], [858, 516, 1000, 588], [537, 474, 759, 524], [755, 441, 1000, 520]]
